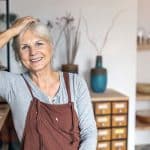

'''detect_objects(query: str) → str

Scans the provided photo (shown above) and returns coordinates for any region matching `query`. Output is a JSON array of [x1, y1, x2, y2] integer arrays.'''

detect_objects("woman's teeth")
[[31, 57, 43, 62]]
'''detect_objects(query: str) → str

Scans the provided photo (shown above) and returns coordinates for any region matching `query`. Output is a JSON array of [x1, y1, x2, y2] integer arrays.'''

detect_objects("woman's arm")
[[0, 16, 36, 48], [75, 75, 97, 150]]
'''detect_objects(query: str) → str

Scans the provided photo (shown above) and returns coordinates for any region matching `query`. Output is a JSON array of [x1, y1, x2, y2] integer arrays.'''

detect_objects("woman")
[[0, 17, 97, 150]]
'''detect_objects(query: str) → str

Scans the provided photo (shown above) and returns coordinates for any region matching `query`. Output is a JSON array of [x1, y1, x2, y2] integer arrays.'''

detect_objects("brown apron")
[[21, 73, 80, 150]]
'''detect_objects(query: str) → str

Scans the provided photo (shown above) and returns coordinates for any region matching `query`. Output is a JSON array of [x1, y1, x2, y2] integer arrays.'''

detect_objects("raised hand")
[[10, 16, 37, 35], [0, 16, 37, 48]]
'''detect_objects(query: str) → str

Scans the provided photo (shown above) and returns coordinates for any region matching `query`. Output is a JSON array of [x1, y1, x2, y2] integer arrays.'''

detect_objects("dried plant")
[[55, 13, 81, 64], [84, 10, 125, 56]]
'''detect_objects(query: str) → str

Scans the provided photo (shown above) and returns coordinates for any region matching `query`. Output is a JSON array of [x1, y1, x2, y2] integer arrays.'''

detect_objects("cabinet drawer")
[[112, 128, 127, 140], [98, 129, 111, 141], [112, 102, 128, 114], [97, 141, 110, 150], [112, 140, 126, 150], [95, 102, 111, 115], [112, 115, 127, 127], [96, 116, 111, 128]]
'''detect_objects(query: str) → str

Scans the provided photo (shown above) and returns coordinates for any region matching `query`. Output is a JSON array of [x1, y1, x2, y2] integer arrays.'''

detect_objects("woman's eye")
[[21, 45, 30, 50], [36, 42, 44, 47]]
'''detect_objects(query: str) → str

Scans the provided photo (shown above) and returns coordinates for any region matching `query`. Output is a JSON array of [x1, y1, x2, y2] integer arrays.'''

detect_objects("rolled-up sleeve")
[[75, 75, 97, 150]]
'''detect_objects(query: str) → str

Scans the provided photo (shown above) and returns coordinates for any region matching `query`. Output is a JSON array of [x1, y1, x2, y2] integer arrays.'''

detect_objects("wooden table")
[[0, 104, 10, 131], [0, 104, 10, 150]]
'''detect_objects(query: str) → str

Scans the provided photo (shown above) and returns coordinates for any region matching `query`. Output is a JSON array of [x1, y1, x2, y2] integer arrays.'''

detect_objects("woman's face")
[[18, 29, 52, 72]]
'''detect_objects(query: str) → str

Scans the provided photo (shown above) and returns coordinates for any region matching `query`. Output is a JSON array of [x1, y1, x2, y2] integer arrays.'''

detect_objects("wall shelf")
[[137, 43, 150, 51], [136, 119, 150, 130], [136, 92, 150, 130], [136, 92, 150, 101]]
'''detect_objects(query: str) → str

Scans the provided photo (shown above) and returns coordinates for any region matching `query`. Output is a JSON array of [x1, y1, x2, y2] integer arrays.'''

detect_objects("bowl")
[[136, 83, 150, 94], [136, 109, 150, 124]]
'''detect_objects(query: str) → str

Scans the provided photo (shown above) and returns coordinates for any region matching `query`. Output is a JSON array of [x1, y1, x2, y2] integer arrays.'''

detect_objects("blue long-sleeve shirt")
[[0, 71, 97, 150]]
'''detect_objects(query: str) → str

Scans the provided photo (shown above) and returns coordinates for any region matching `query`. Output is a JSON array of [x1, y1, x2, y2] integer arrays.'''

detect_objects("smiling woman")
[[12, 22, 53, 70], [0, 16, 97, 150]]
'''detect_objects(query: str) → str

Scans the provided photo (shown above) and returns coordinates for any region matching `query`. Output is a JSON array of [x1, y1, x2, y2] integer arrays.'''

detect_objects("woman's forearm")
[[0, 29, 14, 48], [0, 16, 37, 49]]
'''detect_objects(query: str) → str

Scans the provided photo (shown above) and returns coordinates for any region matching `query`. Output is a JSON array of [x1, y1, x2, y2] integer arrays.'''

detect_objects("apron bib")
[[21, 73, 80, 150]]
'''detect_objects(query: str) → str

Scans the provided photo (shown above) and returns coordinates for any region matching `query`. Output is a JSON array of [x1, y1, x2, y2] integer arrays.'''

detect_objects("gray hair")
[[12, 21, 53, 61]]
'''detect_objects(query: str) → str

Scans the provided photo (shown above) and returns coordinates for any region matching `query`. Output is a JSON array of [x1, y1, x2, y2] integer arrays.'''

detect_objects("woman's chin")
[[24, 65, 46, 72]]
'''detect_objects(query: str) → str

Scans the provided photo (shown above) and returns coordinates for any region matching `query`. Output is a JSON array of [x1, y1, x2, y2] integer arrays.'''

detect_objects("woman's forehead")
[[19, 30, 49, 43]]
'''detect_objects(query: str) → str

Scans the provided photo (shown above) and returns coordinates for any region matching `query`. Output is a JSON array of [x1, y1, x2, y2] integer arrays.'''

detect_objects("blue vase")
[[90, 55, 107, 93]]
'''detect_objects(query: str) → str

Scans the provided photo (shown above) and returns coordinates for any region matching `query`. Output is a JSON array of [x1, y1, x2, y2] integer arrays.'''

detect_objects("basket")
[[136, 83, 150, 94]]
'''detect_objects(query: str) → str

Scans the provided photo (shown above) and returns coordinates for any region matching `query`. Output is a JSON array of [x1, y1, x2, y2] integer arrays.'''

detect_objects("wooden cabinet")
[[0, 99, 19, 149], [91, 89, 129, 150]]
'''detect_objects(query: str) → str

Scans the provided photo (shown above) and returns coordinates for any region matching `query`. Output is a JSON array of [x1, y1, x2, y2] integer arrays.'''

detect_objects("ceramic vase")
[[90, 55, 107, 93], [62, 64, 78, 73]]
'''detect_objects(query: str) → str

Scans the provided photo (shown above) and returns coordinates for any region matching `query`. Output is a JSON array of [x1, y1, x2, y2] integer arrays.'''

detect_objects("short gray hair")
[[12, 21, 53, 61]]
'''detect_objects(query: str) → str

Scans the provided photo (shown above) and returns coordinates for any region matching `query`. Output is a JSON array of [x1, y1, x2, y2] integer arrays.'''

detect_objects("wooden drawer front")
[[112, 140, 126, 150], [112, 102, 128, 114], [97, 142, 110, 150], [96, 116, 111, 128], [112, 128, 127, 140], [98, 129, 111, 141], [112, 115, 127, 127], [95, 102, 111, 115]]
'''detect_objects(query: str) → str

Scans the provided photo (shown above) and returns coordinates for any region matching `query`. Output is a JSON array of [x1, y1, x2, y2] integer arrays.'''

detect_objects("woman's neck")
[[29, 69, 59, 87], [29, 69, 60, 97]]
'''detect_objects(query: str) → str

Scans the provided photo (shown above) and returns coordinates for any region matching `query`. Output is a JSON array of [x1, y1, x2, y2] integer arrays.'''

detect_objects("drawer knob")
[[119, 109, 122, 113], [119, 122, 122, 125], [101, 123, 105, 126]]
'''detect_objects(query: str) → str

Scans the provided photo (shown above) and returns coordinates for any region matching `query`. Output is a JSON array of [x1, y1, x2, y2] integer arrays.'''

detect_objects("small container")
[[137, 28, 145, 45], [146, 33, 150, 44]]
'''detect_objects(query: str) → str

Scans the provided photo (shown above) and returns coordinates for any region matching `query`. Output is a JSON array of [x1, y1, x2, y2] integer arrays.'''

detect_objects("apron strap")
[[21, 74, 34, 99], [63, 72, 72, 103], [63, 72, 75, 143]]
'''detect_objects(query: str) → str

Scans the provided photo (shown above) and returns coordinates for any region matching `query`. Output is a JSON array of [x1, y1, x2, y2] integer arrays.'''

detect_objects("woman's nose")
[[29, 46, 37, 55]]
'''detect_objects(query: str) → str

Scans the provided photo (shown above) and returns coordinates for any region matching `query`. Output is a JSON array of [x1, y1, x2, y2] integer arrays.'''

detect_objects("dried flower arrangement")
[[55, 13, 81, 64], [84, 10, 124, 56]]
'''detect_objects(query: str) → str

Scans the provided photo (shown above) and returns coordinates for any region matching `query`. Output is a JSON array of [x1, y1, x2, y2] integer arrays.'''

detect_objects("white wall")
[[1, 0, 137, 149], [137, 52, 150, 82], [137, 0, 150, 82]]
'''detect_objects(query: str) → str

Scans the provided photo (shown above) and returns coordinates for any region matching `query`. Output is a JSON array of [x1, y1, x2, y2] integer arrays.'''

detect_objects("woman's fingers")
[[11, 16, 37, 35]]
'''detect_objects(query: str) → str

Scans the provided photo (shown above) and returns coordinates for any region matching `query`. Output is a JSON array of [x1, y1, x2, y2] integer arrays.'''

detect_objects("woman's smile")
[[30, 57, 43, 63], [19, 29, 52, 72]]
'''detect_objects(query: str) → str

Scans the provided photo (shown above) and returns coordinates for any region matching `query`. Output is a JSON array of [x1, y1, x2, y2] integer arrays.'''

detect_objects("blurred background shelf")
[[136, 119, 150, 130], [136, 92, 150, 101], [137, 43, 150, 51]]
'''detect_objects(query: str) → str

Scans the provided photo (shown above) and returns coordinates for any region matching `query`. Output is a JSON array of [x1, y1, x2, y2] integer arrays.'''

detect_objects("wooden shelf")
[[136, 93, 150, 130], [91, 89, 128, 102], [136, 119, 150, 130], [0, 104, 9, 131], [136, 92, 150, 101], [137, 43, 150, 50]]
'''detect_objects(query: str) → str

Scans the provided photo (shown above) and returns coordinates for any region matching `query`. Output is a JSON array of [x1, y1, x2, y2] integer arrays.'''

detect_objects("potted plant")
[[84, 10, 124, 92], [55, 13, 81, 73]]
